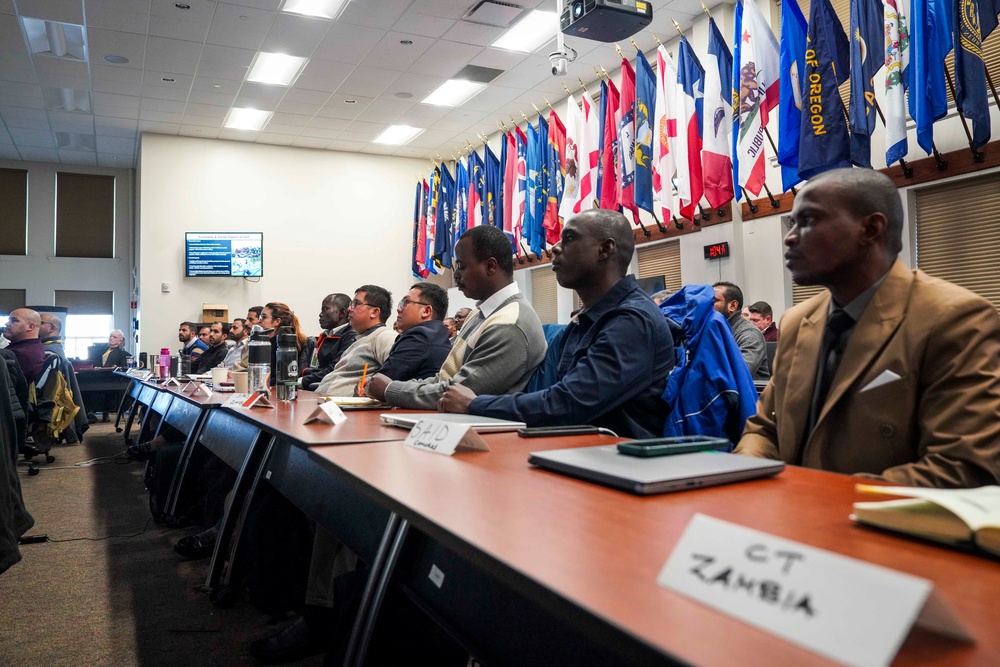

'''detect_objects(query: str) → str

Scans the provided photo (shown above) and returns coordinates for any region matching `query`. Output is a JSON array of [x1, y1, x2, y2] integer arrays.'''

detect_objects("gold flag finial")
[[531, 101, 542, 115], [651, 32, 663, 46], [614, 43, 624, 59], [543, 97, 554, 112], [671, 17, 683, 36], [562, 82, 572, 96], [701, 1, 712, 18], [578, 77, 590, 95], [630, 37, 640, 51]]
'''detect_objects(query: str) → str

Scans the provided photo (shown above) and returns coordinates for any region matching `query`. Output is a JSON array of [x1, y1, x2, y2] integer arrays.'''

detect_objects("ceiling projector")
[[559, 0, 653, 42]]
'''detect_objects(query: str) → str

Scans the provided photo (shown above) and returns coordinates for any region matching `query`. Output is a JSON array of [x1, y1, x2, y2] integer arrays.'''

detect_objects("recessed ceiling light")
[[104, 54, 129, 64], [161, 77, 175, 82], [247, 52, 308, 86], [224, 108, 272, 131], [421, 79, 487, 107], [373, 125, 424, 145], [282, 0, 350, 19], [213, 84, 221, 88], [174, 3, 191, 9], [491, 10, 557, 53], [394, 92, 413, 99], [400, 40, 413, 45], [344, 99, 356, 104]]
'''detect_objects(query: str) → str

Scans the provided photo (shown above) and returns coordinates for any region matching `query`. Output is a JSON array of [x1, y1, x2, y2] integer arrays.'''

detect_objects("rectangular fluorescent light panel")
[[421, 79, 487, 107], [282, 0, 350, 19], [491, 10, 557, 52], [22, 17, 88, 61], [224, 108, 272, 131], [373, 125, 424, 145], [247, 52, 307, 86]]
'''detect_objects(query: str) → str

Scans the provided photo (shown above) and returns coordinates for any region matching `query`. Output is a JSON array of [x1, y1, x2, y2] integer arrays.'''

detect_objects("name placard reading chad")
[[404, 419, 490, 456], [657, 514, 971, 667]]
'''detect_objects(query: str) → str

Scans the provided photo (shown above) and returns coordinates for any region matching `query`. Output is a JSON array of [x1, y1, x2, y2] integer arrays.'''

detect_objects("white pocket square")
[[860, 370, 902, 392]]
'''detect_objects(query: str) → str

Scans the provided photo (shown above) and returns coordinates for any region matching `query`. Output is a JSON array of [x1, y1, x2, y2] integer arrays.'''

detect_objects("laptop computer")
[[380, 413, 526, 433], [528, 445, 785, 495]]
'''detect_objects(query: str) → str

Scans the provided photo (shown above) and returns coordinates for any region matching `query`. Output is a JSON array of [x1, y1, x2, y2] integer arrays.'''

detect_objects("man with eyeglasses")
[[365, 225, 546, 409], [376, 284, 452, 382]]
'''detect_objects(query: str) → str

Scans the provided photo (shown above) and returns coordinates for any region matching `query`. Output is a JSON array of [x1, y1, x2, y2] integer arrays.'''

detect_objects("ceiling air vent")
[[452, 64, 505, 84], [464, 0, 526, 27]]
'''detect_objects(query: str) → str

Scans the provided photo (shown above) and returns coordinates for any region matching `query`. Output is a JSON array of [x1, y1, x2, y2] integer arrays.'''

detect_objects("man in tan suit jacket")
[[736, 168, 1000, 487]]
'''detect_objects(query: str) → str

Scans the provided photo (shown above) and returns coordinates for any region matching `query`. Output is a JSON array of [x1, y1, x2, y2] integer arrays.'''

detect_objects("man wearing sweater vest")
[[366, 225, 547, 407]]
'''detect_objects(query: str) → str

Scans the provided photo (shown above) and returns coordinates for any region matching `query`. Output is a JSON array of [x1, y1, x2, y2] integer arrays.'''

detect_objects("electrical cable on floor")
[[20, 517, 154, 544], [17, 450, 134, 474]]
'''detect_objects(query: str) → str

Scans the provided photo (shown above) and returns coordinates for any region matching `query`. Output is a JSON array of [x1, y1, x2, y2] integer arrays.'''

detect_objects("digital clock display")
[[704, 241, 730, 259]]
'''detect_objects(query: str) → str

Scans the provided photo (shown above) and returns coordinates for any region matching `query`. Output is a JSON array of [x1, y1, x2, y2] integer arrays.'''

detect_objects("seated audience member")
[[376, 284, 452, 382], [38, 314, 66, 358], [314, 286, 396, 396], [193, 322, 229, 372], [197, 326, 211, 346], [37, 314, 90, 438], [245, 306, 263, 329], [178, 321, 208, 364], [650, 289, 671, 305], [453, 307, 471, 332], [222, 318, 248, 370], [439, 209, 674, 439], [366, 226, 546, 408], [299, 294, 356, 392], [442, 317, 457, 341], [2, 309, 44, 384], [91, 330, 131, 368], [736, 168, 1000, 487], [712, 281, 769, 381], [748, 301, 780, 342]]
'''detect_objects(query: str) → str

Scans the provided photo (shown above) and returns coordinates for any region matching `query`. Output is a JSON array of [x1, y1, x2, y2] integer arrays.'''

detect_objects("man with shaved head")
[[3, 308, 45, 383], [440, 209, 676, 438], [736, 168, 1000, 487]]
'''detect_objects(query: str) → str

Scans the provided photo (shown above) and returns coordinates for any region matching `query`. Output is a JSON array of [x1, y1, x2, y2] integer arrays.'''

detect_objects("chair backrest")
[[765, 341, 778, 375]]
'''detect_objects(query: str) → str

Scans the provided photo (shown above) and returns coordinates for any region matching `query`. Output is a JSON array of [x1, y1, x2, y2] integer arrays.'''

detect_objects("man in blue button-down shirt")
[[439, 209, 676, 438]]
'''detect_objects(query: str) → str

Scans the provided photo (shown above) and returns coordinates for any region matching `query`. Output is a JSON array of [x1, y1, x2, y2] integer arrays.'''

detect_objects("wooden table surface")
[[312, 434, 1000, 666]]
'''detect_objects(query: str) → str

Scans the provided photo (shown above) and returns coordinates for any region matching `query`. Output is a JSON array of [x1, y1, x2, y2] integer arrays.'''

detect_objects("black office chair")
[[765, 341, 778, 375]]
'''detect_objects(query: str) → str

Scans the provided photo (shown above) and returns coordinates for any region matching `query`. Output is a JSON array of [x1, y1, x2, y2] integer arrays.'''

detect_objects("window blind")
[[531, 267, 558, 324]]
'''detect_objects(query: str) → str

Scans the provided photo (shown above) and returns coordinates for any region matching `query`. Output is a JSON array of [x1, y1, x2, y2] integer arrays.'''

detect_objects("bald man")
[[3, 308, 45, 383], [440, 209, 676, 438], [38, 313, 67, 359]]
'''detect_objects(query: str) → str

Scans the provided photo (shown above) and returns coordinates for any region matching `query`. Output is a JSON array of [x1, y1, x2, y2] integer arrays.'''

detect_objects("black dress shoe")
[[174, 530, 216, 560], [126, 441, 153, 461], [249, 615, 325, 664]]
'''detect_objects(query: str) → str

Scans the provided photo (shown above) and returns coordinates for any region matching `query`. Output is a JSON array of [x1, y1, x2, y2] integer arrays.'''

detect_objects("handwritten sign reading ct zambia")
[[657, 514, 971, 667], [404, 419, 490, 456]]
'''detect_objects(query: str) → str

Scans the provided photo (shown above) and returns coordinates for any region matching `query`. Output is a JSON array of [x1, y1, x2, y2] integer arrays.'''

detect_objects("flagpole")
[[760, 182, 779, 209], [986, 66, 1000, 111], [944, 67, 985, 163]]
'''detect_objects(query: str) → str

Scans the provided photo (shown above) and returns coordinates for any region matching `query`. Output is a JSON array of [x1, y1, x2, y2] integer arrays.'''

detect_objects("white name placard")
[[180, 381, 198, 395], [196, 383, 213, 398], [657, 514, 971, 667], [304, 399, 347, 425], [404, 419, 490, 456], [163, 377, 181, 387], [222, 392, 274, 409]]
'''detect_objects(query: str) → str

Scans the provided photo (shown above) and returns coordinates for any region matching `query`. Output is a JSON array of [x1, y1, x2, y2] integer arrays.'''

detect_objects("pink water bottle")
[[158, 347, 171, 380]]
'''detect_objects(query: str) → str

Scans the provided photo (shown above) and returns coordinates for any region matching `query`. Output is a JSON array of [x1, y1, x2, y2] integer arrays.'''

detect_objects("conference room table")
[[311, 435, 1000, 667]]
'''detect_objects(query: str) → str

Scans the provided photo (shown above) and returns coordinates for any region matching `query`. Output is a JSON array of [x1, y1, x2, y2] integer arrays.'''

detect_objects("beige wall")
[[137, 134, 424, 355]]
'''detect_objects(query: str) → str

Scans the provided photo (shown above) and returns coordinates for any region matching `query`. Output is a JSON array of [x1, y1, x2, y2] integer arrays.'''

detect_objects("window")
[[55, 290, 115, 359], [0, 169, 27, 256], [530, 267, 558, 324], [914, 173, 1000, 309], [55, 173, 116, 258]]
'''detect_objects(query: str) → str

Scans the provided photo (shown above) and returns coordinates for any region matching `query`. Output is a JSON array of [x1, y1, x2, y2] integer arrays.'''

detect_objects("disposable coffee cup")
[[211, 367, 228, 385], [233, 371, 249, 393]]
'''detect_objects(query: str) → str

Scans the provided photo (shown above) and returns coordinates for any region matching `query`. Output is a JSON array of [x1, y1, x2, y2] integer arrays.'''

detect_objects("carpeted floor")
[[0, 421, 323, 667]]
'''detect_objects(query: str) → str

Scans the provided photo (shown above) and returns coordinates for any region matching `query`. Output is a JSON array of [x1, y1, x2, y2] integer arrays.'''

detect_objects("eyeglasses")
[[397, 298, 431, 310], [350, 299, 375, 309]]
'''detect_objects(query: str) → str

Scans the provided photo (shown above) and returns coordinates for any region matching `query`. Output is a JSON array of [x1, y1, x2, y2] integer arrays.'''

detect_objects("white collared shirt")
[[477, 281, 520, 318]]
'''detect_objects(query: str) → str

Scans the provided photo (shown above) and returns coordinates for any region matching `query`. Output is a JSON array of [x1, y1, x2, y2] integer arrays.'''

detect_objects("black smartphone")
[[517, 425, 602, 438], [616, 436, 730, 457]]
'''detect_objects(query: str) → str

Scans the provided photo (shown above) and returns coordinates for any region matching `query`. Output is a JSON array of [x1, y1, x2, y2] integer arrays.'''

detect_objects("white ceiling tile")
[[87, 28, 148, 68], [191, 75, 242, 92], [274, 99, 323, 116], [184, 102, 228, 118], [96, 135, 135, 154], [291, 135, 329, 149], [0, 146, 21, 159], [360, 32, 435, 71], [383, 73, 446, 100], [327, 139, 367, 151], [192, 60, 247, 79], [57, 149, 99, 166], [305, 116, 350, 131], [294, 59, 354, 93], [93, 92, 140, 110], [95, 116, 139, 136], [2, 93, 45, 109], [91, 76, 141, 95], [150, 0, 212, 21], [335, 130, 378, 143], [310, 22, 383, 64], [97, 153, 127, 167], [144, 35, 202, 63], [87, 5, 149, 33], [460, 84, 523, 113], [360, 143, 397, 155], [238, 81, 287, 100], [406, 128, 460, 148], [225, 0, 282, 11], [138, 109, 184, 123], [339, 0, 410, 29], [138, 120, 181, 133], [140, 84, 190, 101], [297, 126, 341, 139], [148, 13, 211, 42], [91, 63, 144, 84], [468, 47, 527, 72], [441, 21, 505, 47], [491, 56, 552, 91], [18, 147, 60, 161], [0, 54, 36, 83], [187, 89, 238, 106], [141, 97, 186, 113], [0, 15, 24, 52], [218, 127, 260, 140], [407, 39, 483, 78], [1, 106, 50, 129], [231, 95, 280, 111], [256, 132, 295, 145], [16, 0, 83, 23], [199, 43, 256, 66], [0, 127, 11, 144], [355, 97, 411, 123], [393, 145, 432, 158], [316, 94, 371, 119], [390, 10, 455, 38], [93, 104, 140, 120], [33, 57, 89, 86], [178, 125, 221, 138], [259, 13, 331, 57], [263, 122, 305, 135], [407, 0, 469, 20], [337, 65, 400, 98], [268, 112, 312, 126], [8, 127, 55, 147], [395, 102, 450, 123], [180, 113, 225, 128], [205, 3, 273, 50]]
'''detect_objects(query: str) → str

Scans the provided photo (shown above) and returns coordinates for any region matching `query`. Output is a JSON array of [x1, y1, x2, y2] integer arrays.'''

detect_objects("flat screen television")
[[185, 232, 263, 277]]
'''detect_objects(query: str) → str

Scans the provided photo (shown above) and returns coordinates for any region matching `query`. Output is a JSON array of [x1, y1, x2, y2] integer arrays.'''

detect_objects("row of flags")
[[413, 0, 1000, 275]]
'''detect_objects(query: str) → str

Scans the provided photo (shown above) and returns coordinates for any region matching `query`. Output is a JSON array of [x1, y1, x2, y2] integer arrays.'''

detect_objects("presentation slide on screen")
[[186, 233, 262, 276]]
